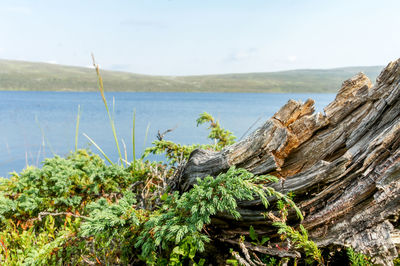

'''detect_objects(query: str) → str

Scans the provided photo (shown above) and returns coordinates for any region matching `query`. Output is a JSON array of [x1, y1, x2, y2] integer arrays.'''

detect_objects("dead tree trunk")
[[177, 59, 400, 265]]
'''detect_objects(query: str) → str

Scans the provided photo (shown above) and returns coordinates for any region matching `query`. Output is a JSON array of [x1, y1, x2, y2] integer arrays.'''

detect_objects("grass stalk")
[[132, 109, 136, 162], [112, 96, 115, 121], [75, 105, 80, 152], [143, 122, 150, 150], [36, 137, 43, 167], [121, 138, 128, 163], [82, 133, 113, 165], [35, 115, 55, 156], [91, 54, 123, 165]]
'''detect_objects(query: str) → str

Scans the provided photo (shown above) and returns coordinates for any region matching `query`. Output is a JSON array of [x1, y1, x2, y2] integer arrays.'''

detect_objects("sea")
[[0, 91, 336, 177]]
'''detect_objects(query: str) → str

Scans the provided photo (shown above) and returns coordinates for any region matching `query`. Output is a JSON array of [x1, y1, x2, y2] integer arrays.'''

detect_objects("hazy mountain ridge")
[[0, 59, 383, 93]]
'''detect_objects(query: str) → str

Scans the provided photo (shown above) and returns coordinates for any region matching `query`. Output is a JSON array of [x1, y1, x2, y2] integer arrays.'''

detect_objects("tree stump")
[[177, 59, 400, 265]]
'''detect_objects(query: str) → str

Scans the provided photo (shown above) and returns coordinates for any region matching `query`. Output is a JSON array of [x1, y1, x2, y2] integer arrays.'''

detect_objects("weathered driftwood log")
[[177, 59, 400, 264]]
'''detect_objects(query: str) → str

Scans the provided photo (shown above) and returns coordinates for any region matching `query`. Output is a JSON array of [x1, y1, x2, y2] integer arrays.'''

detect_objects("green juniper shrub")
[[394, 255, 400, 266], [196, 112, 236, 150], [143, 140, 207, 166], [143, 112, 236, 167], [0, 150, 159, 264], [134, 166, 288, 264], [0, 148, 320, 264], [273, 222, 324, 265], [347, 247, 372, 266]]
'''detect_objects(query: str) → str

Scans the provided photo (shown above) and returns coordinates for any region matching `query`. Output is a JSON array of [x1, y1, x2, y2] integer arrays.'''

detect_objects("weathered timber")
[[177, 59, 400, 264]]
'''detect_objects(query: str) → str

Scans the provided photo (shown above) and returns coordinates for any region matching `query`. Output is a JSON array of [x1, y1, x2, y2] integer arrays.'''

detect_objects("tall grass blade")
[[36, 137, 43, 167], [239, 115, 262, 140], [121, 138, 128, 163], [121, 158, 131, 166], [41, 135, 45, 160], [4, 140, 10, 155], [132, 109, 136, 162], [35, 115, 55, 156], [112, 96, 115, 121], [143, 122, 151, 150], [82, 133, 113, 165], [75, 105, 80, 152], [25, 151, 28, 168], [91, 54, 123, 165]]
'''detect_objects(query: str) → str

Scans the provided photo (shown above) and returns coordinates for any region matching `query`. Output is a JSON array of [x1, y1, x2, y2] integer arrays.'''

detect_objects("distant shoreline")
[[0, 89, 337, 94], [0, 59, 383, 93]]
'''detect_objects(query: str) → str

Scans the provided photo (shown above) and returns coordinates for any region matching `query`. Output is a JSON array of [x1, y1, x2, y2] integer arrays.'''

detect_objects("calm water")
[[0, 91, 335, 177]]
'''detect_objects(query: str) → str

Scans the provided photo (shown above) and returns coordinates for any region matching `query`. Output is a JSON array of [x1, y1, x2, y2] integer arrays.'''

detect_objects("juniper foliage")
[[143, 112, 236, 166], [135, 166, 284, 262], [347, 247, 372, 266], [196, 112, 236, 149], [273, 222, 323, 265]]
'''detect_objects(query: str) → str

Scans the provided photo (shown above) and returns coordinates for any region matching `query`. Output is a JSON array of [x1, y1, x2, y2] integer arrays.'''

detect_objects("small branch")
[[129, 180, 144, 190], [239, 239, 257, 266], [221, 238, 301, 258], [251, 251, 267, 266], [231, 251, 251, 266], [81, 255, 96, 265], [30, 211, 89, 222], [157, 125, 178, 141]]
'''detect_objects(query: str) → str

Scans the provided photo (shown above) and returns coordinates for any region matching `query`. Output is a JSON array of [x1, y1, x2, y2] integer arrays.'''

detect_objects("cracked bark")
[[176, 59, 400, 265]]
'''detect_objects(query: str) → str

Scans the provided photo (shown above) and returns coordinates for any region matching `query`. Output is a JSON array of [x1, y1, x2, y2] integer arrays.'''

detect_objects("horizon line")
[[0, 57, 386, 77]]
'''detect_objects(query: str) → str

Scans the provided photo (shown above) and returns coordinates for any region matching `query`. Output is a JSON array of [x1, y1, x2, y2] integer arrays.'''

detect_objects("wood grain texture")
[[177, 59, 400, 264]]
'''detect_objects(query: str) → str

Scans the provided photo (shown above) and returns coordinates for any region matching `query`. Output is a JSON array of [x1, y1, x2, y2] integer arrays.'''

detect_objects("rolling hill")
[[0, 59, 383, 93]]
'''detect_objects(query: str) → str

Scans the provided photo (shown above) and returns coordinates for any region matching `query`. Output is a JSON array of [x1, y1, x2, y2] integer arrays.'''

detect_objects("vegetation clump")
[[0, 111, 312, 265], [0, 147, 298, 264]]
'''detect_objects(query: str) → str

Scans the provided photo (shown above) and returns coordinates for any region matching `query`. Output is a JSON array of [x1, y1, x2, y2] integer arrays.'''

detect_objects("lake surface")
[[0, 91, 335, 177]]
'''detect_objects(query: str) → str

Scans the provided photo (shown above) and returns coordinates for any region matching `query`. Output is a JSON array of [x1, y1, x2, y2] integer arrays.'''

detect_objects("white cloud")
[[225, 48, 258, 62], [45, 60, 58, 64]]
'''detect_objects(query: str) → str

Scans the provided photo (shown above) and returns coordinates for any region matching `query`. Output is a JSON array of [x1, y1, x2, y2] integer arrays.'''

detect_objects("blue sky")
[[0, 0, 399, 75]]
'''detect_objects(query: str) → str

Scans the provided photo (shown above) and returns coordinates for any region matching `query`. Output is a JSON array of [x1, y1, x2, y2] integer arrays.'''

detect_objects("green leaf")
[[160, 192, 168, 201], [249, 225, 257, 241], [188, 244, 196, 259], [226, 259, 239, 266], [260, 236, 270, 245], [172, 246, 185, 256], [194, 258, 206, 266]]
